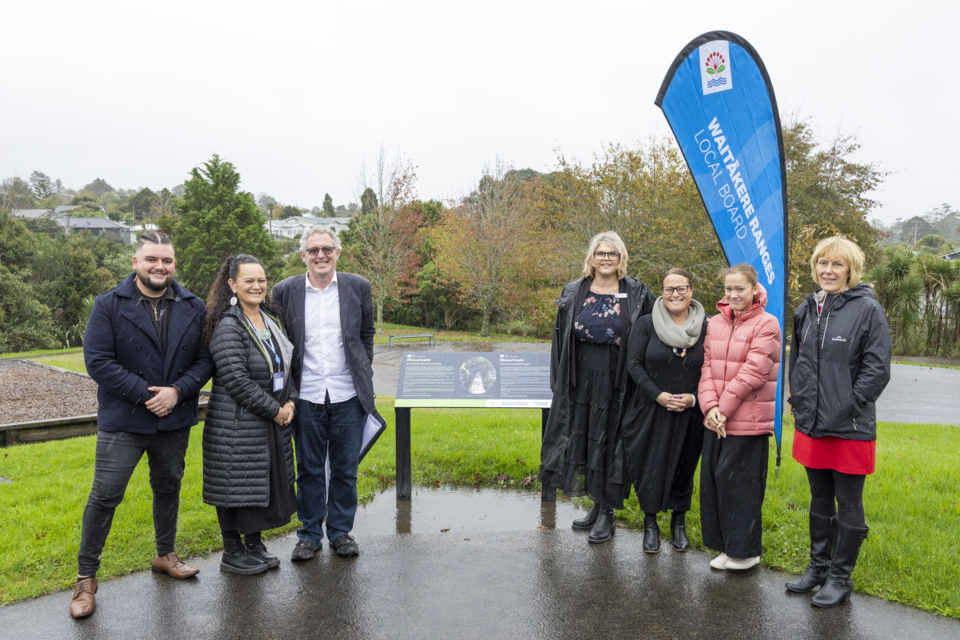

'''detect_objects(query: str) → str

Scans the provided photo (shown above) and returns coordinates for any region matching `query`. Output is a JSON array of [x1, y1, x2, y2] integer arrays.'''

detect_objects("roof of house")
[[55, 217, 131, 230], [942, 249, 960, 260], [11, 209, 54, 218], [54, 205, 79, 214]]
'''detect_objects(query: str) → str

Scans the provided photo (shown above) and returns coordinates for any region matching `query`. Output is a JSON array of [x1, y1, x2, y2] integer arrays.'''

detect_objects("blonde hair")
[[582, 231, 629, 279], [810, 236, 864, 288]]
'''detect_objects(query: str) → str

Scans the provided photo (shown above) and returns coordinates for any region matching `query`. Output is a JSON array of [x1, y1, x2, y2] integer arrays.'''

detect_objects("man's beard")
[[137, 270, 172, 292]]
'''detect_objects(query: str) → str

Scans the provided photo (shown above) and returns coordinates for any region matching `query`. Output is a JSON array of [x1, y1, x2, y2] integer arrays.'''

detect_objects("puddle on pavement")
[[353, 486, 584, 537]]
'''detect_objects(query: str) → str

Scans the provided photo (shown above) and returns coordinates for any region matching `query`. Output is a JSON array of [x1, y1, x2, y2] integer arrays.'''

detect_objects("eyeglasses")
[[593, 251, 620, 261], [663, 286, 691, 295], [304, 246, 337, 257]]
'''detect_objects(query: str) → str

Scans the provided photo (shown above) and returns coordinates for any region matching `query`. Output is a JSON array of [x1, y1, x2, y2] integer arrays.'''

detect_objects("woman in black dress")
[[540, 231, 656, 544], [623, 268, 707, 553], [203, 254, 298, 574]]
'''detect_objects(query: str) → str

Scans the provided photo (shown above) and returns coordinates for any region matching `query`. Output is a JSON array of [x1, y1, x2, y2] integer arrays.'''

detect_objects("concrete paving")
[[2, 488, 958, 640], [876, 363, 960, 425]]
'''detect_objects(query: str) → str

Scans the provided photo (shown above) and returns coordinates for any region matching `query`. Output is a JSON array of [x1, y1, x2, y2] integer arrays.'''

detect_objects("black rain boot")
[[220, 531, 268, 575], [244, 532, 280, 569], [588, 505, 616, 544], [786, 512, 835, 593], [670, 511, 689, 552], [811, 522, 868, 608], [572, 502, 602, 531], [643, 514, 660, 553]]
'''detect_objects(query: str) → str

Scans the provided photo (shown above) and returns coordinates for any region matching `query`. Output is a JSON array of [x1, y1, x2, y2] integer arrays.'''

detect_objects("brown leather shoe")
[[151, 552, 199, 579], [70, 577, 97, 618]]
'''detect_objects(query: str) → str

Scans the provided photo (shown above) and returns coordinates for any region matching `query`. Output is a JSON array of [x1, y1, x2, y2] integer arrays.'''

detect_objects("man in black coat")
[[272, 226, 375, 560], [70, 232, 214, 619]]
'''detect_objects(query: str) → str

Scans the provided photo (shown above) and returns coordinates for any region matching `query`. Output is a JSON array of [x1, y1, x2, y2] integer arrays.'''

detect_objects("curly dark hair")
[[204, 254, 283, 341]]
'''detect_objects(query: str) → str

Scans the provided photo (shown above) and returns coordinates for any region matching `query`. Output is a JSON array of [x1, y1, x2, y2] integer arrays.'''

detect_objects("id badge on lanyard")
[[272, 371, 285, 392]]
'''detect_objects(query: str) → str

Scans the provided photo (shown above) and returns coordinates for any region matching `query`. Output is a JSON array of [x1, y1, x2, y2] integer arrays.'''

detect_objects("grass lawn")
[[1, 403, 959, 619], [892, 360, 960, 371], [0, 347, 84, 361]]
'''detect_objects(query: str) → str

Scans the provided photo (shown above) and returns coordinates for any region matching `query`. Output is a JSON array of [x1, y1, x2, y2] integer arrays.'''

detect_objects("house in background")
[[942, 249, 960, 261], [11, 208, 54, 220], [55, 217, 136, 243], [265, 216, 352, 240]]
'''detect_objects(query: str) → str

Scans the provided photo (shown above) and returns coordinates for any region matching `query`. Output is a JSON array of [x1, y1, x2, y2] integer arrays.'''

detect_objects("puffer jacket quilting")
[[202, 306, 297, 508], [698, 283, 782, 436]]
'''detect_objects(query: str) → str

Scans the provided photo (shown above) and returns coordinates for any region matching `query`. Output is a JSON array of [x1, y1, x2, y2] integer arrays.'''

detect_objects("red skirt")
[[792, 430, 875, 475]]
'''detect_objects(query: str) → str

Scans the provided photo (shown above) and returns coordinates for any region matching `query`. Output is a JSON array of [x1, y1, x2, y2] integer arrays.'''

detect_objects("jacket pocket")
[[818, 360, 858, 434]]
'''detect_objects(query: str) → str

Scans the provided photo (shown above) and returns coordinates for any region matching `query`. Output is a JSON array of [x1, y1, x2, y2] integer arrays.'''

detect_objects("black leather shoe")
[[220, 532, 268, 575], [643, 515, 660, 553], [811, 522, 868, 608], [670, 512, 689, 552], [244, 532, 280, 569], [588, 506, 616, 544], [291, 540, 319, 562], [572, 502, 602, 531], [331, 535, 360, 557], [786, 512, 834, 593]]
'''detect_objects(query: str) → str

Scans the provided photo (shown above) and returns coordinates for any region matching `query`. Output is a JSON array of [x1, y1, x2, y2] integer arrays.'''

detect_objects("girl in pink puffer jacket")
[[698, 263, 782, 571]]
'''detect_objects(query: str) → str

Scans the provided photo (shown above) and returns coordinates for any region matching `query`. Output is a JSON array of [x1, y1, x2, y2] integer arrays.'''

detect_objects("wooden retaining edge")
[[0, 401, 209, 447]]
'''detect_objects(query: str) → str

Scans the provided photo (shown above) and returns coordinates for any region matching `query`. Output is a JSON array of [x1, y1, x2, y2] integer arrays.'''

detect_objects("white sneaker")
[[725, 556, 760, 570], [709, 553, 729, 570]]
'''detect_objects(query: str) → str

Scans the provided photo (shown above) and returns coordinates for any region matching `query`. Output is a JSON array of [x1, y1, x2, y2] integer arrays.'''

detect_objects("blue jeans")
[[78, 428, 191, 577], [291, 395, 365, 543]]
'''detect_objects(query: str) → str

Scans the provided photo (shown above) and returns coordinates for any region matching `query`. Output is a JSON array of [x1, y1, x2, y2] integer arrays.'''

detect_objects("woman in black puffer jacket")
[[203, 254, 298, 575]]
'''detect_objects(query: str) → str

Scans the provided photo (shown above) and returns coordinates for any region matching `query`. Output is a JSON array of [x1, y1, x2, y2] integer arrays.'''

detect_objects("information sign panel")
[[394, 352, 552, 408]]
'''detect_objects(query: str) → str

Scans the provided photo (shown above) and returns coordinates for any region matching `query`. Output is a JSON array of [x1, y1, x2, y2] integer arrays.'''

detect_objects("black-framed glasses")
[[304, 246, 337, 257], [663, 286, 691, 295], [594, 251, 620, 261]]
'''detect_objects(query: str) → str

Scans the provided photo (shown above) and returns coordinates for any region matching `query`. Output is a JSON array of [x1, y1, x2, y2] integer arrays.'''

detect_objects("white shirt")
[[300, 271, 357, 404]]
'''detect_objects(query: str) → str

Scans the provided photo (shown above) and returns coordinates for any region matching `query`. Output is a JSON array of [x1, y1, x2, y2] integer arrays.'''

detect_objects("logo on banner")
[[699, 41, 732, 95]]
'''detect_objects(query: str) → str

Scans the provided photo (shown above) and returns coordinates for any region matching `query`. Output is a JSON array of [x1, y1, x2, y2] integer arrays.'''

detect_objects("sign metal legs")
[[395, 407, 412, 500]]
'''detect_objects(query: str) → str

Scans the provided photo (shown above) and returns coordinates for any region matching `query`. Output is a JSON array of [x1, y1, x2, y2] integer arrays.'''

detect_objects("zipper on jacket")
[[820, 311, 832, 349]]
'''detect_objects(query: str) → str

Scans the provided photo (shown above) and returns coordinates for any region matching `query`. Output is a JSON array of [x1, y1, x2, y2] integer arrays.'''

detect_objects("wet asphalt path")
[[2, 488, 958, 640]]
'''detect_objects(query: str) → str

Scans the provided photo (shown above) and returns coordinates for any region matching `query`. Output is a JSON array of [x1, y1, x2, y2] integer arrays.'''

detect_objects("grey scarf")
[[651, 297, 705, 349]]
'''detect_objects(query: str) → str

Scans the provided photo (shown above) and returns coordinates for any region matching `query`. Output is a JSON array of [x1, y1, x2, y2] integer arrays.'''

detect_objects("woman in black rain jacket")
[[786, 236, 891, 608]]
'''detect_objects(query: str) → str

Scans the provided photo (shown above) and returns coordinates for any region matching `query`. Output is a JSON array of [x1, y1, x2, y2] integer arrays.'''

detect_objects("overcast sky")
[[2, 0, 956, 224]]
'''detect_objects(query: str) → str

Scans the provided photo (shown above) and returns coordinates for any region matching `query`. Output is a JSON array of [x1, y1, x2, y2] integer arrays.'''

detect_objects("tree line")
[[3, 117, 958, 356]]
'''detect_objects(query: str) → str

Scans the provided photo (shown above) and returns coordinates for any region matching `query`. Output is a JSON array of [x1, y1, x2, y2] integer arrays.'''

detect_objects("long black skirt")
[[216, 424, 297, 535], [547, 342, 628, 509], [622, 393, 703, 515]]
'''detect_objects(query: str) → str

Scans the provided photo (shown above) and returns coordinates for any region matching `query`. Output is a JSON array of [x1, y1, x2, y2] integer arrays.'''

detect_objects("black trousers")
[[699, 432, 769, 558], [77, 428, 190, 577], [805, 467, 867, 528]]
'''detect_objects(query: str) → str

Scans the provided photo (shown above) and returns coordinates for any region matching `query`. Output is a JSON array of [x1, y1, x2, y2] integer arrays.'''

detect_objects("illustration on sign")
[[460, 357, 497, 394]]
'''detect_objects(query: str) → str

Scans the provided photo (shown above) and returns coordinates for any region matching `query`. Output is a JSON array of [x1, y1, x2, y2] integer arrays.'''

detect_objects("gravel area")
[[0, 360, 99, 424]]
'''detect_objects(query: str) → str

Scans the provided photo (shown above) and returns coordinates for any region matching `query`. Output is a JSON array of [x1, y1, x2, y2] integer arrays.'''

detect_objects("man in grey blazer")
[[272, 225, 375, 559]]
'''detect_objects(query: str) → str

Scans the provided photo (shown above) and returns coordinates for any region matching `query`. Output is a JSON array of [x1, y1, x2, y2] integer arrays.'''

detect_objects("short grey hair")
[[299, 225, 341, 251]]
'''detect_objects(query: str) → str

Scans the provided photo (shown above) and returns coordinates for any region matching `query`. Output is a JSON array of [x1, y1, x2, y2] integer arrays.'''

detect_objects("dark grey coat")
[[202, 306, 298, 508], [539, 276, 656, 485], [788, 283, 892, 441], [272, 271, 376, 413]]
